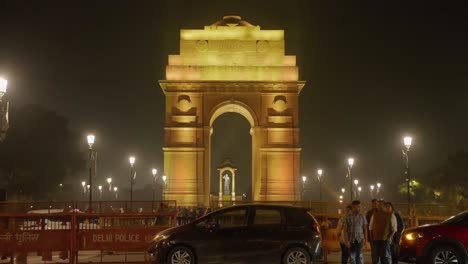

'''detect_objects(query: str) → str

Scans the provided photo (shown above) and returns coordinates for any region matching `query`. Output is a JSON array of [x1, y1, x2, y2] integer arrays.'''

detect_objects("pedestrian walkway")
[[322, 251, 410, 264]]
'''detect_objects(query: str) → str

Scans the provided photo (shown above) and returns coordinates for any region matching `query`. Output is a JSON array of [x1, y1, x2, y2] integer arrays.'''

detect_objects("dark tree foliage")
[[424, 149, 468, 204], [0, 104, 85, 200]]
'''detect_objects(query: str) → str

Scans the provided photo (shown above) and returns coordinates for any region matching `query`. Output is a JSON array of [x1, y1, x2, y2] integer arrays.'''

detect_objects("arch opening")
[[210, 112, 252, 203]]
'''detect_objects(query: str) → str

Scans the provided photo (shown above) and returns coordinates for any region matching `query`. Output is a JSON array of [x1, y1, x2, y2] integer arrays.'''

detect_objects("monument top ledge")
[[181, 15, 284, 41]]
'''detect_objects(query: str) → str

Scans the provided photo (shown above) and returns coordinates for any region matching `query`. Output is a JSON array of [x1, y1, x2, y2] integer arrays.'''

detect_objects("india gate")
[[159, 16, 305, 206]]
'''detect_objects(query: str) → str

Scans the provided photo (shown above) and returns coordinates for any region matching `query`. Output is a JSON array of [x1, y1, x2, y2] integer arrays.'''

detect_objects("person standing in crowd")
[[385, 202, 404, 264], [369, 200, 396, 264], [337, 205, 352, 264], [343, 200, 368, 264], [366, 199, 380, 263]]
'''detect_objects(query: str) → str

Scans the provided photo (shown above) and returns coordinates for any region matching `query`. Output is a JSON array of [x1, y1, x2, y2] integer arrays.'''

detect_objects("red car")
[[400, 210, 468, 263]]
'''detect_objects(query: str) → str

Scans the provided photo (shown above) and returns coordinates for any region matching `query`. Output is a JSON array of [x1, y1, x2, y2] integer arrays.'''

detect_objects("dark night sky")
[[0, 0, 467, 201]]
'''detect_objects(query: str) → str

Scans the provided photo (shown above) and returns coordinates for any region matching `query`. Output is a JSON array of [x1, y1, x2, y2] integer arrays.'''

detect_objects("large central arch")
[[159, 16, 305, 206]]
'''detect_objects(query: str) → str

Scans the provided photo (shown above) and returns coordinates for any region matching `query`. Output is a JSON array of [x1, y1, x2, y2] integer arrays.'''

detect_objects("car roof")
[[217, 203, 307, 210]]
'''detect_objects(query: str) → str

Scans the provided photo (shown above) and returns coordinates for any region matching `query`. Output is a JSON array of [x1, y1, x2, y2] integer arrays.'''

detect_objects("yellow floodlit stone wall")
[[166, 23, 298, 81]]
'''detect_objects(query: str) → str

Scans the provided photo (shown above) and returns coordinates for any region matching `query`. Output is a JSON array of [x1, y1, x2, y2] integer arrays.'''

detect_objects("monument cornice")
[[159, 80, 305, 94]]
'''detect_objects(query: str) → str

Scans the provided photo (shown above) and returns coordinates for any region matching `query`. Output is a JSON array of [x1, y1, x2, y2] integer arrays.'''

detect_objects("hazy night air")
[[0, 1, 466, 203]]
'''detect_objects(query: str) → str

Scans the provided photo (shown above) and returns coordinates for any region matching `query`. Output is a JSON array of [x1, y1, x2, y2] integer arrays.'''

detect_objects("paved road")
[[0, 251, 411, 264]]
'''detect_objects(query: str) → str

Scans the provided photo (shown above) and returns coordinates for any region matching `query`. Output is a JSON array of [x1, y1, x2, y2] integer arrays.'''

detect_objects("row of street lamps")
[[302, 136, 413, 205], [83, 134, 167, 211]]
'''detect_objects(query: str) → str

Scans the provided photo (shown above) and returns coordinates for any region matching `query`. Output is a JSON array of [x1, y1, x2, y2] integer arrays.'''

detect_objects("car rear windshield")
[[285, 208, 314, 226]]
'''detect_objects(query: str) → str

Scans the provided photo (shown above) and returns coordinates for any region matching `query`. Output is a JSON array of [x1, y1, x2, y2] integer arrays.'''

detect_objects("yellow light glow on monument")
[[167, 18, 298, 81], [181, 28, 284, 41]]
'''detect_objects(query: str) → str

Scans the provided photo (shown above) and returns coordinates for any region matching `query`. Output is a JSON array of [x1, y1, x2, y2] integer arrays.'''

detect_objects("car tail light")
[[312, 221, 321, 234], [307, 212, 321, 234]]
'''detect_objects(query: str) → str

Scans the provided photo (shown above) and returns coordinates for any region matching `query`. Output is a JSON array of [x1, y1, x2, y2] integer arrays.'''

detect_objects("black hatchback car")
[[148, 204, 323, 264]]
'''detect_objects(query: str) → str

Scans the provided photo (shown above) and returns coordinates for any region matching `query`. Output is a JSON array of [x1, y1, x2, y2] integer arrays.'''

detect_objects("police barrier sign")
[[79, 227, 166, 251], [0, 230, 69, 252]]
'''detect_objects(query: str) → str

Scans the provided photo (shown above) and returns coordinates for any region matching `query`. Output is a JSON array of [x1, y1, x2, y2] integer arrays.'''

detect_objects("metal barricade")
[[0, 201, 177, 264]]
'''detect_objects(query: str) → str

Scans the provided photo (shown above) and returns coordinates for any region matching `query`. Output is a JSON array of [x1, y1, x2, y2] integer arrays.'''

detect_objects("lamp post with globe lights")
[[358, 186, 362, 199], [376, 182, 381, 198], [403, 136, 412, 214], [113, 186, 118, 199], [347, 158, 354, 201], [370, 185, 375, 198], [86, 135, 95, 211], [317, 169, 323, 202]]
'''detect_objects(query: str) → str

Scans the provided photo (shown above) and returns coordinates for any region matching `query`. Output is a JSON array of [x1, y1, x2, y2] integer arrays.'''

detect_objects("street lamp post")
[[113, 186, 118, 199], [354, 179, 359, 199], [370, 185, 375, 198], [162, 175, 167, 200], [107, 177, 112, 192], [358, 186, 362, 199], [81, 181, 86, 195], [317, 169, 323, 202], [129, 156, 136, 208], [152, 168, 157, 202], [376, 182, 381, 198], [348, 158, 354, 201], [301, 175, 307, 199], [0, 77, 9, 142], [98, 185, 102, 199], [87, 135, 95, 211], [403, 136, 412, 214]]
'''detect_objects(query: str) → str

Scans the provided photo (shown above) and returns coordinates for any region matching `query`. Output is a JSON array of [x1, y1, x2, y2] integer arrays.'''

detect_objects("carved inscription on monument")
[[204, 40, 256, 52]]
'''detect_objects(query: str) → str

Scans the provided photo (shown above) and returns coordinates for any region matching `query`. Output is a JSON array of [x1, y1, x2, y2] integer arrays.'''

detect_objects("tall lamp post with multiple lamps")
[[129, 156, 136, 207], [86, 135, 95, 211], [317, 169, 323, 202], [403, 136, 413, 214], [348, 158, 354, 201]]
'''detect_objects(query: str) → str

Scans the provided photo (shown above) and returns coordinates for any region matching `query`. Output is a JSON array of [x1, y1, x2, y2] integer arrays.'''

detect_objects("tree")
[[396, 150, 468, 205], [0, 104, 85, 200]]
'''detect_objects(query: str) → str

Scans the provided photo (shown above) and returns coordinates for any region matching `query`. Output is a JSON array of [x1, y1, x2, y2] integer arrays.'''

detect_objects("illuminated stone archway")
[[159, 16, 305, 206]]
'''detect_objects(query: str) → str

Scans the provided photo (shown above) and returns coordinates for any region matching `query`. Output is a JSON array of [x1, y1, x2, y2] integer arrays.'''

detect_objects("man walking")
[[366, 199, 379, 263], [337, 205, 352, 264], [369, 200, 396, 264], [343, 200, 368, 264]]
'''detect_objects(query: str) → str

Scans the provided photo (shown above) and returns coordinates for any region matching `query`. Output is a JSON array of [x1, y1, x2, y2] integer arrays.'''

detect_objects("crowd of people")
[[334, 199, 405, 264]]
